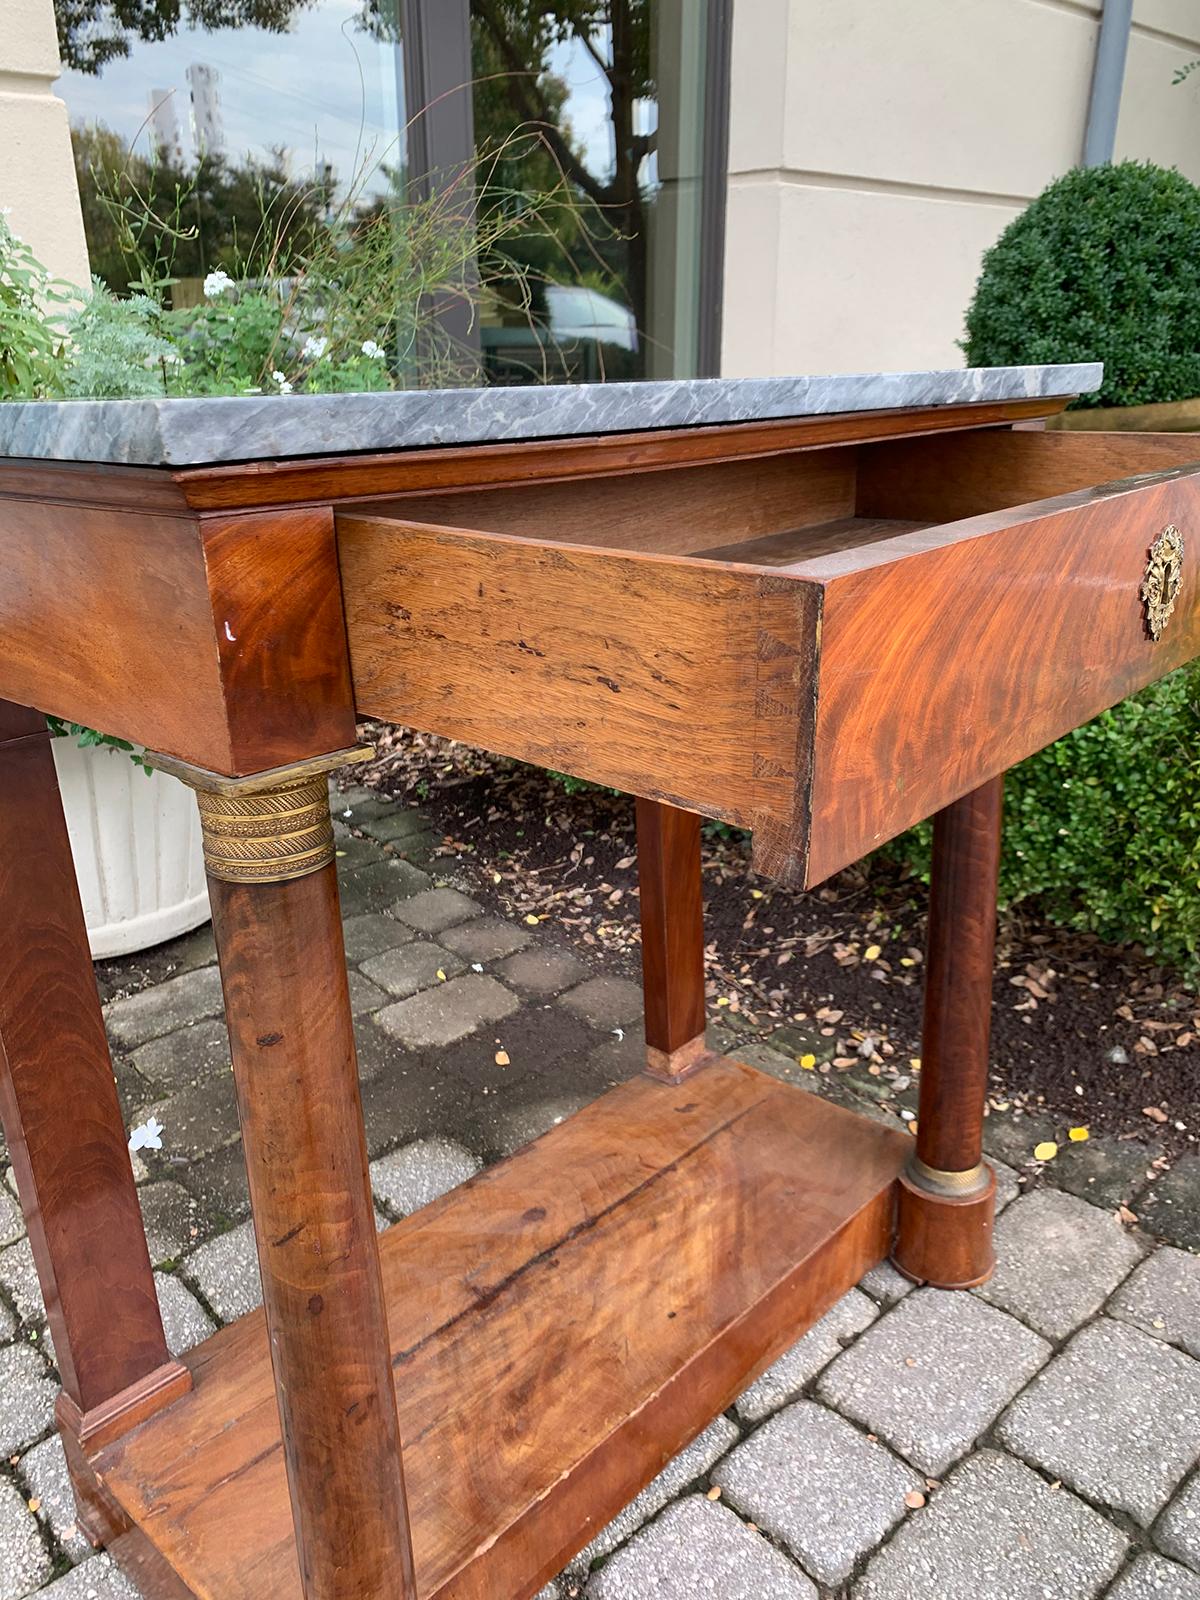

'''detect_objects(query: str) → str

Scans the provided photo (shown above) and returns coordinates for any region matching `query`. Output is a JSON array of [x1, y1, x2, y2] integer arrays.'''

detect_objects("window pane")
[[54, 0, 406, 298], [470, 1, 719, 382], [51, 0, 725, 387]]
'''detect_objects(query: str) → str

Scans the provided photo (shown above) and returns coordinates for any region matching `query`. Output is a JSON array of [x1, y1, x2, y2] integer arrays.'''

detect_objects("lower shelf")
[[96, 1060, 909, 1600]]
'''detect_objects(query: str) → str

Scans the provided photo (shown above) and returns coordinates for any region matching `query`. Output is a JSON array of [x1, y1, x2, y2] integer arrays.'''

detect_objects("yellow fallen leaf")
[[1034, 1141, 1059, 1162], [436, 968, 447, 982], [26, 1497, 40, 1514], [524, 914, 540, 925], [864, 944, 882, 961], [1068, 1126, 1089, 1143], [910, 1056, 921, 1071], [495, 1050, 510, 1066], [750, 889, 764, 899], [493, 872, 502, 884], [798, 1053, 817, 1070], [900, 957, 916, 967], [716, 996, 730, 1007]]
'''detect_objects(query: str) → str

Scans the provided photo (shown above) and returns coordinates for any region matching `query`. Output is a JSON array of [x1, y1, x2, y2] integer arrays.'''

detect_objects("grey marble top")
[[0, 364, 1101, 468]]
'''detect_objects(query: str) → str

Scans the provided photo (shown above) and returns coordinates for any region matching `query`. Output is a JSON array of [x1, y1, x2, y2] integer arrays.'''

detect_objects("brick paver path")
[[1, 785, 1198, 1599]]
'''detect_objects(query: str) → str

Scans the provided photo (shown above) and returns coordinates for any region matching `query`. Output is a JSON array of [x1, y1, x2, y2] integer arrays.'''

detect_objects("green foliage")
[[163, 290, 286, 394], [963, 161, 1200, 409], [62, 283, 181, 397], [892, 666, 1200, 972], [56, 0, 322, 75], [45, 716, 154, 774], [72, 123, 329, 295], [0, 214, 69, 398], [63, 115, 594, 391]]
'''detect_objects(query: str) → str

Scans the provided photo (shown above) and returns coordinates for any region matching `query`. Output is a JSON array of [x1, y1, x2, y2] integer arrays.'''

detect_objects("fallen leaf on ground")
[[495, 1050, 510, 1066], [1068, 1126, 1089, 1143], [904, 1491, 926, 1510], [1143, 1106, 1169, 1123], [1034, 1141, 1059, 1161]]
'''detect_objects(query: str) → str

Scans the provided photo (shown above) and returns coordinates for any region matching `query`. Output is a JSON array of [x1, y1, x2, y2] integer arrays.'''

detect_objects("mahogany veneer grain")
[[96, 1063, 908, 1600]]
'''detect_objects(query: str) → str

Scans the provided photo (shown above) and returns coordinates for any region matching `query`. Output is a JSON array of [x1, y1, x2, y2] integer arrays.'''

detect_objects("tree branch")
[[474, 0, 616, 209]]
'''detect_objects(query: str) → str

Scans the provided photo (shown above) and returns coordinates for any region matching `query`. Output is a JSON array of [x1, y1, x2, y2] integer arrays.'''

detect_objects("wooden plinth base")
[[891, 1166, 997, 1289], [92, 1063, 908, 1600]]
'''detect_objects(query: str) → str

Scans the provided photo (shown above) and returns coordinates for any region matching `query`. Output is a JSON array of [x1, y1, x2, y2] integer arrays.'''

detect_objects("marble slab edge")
[[0, 363, 1103, 468]]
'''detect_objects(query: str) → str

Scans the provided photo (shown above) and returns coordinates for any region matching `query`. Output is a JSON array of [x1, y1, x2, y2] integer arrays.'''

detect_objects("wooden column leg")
[[636, 798, 714, 1081], [0, 703, 189, 1546], [892, 775, 1003, 1289], [160, 750, 417, 1600]]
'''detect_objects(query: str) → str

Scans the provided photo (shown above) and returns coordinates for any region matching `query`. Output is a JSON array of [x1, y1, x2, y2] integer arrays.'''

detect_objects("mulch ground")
[[352, 721, 1200, 1162]]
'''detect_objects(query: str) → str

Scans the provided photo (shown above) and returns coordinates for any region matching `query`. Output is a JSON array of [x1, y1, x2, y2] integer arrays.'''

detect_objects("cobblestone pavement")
[[2, 787, 1199, 1599]]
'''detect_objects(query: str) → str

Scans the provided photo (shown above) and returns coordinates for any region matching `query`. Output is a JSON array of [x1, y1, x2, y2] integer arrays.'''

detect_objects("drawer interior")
[[354, 427, 1200, 573], [337, 424, 1200, 888]]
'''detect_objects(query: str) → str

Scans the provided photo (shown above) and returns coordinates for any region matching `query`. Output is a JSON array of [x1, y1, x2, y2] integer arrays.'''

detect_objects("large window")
[[53, 0, 729, 383]]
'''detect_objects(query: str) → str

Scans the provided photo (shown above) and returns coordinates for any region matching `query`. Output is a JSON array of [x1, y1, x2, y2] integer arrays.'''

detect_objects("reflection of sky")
[[54, 2, 619, 198], [56, 1, 403, 196]]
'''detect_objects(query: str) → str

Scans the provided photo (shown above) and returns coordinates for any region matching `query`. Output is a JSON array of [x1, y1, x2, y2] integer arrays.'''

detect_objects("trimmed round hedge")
[[893, 663, 1200, 974], [964, 160, 1200, 409]]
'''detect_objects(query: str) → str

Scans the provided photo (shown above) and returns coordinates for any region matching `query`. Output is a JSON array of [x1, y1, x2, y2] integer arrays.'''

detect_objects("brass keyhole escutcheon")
[[1142, 524, 1184, 641]]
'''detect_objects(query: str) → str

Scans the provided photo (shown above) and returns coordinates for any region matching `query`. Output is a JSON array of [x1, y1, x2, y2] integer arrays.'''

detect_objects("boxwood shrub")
[[894, 665, 1200, 973], [964, 160, 1200, 408]]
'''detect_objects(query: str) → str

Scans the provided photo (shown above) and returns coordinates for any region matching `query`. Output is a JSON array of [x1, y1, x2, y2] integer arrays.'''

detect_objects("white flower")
[[129, 1116, 164, 1153], [270, 370, 293, 394], [203, 268, 234, 298], [361, 339, 385, 359], [302, 334, 329, 361]]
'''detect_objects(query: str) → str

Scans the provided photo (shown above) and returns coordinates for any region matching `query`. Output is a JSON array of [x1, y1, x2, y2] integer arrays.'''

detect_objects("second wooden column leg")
[[892, 775, 1003, 1289], [172, 756, 417, 1600], [636, 798, 713, 1081], [0, 703, 188, 1545]]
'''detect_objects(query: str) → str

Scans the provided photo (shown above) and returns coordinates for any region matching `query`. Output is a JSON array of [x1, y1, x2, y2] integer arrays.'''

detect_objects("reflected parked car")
[[482, 285, 639, 384]]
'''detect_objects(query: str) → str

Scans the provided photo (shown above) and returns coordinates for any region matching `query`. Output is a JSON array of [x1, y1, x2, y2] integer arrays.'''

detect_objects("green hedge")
[[964, 160, 1200, 408], [894, 665, 1200, 972], [952, 159, 1200, 971]]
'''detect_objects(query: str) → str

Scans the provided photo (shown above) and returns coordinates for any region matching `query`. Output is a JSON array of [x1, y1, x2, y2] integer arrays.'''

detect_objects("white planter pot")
[[52, 738, 210, 959]]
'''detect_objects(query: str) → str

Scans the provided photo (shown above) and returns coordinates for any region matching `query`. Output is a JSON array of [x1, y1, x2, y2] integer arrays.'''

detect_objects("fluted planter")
[[52, 737, 210, 959]]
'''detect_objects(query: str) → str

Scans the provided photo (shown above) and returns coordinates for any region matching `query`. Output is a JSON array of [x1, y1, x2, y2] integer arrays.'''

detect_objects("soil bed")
[[349, 723, 1200, 1164]]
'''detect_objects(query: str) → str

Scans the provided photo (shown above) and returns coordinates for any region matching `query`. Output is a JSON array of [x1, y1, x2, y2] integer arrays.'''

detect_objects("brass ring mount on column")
[[144, 746, 373, 885], [906, 1155, 990, 1197]]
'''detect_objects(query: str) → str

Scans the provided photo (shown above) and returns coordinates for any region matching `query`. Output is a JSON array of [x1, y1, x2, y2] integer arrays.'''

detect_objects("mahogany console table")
[[0, 364, 1195, 1600]]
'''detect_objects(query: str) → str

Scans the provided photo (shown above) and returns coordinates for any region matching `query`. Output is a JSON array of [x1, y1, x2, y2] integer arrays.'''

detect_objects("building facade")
[[722, 0, 1200, 376]]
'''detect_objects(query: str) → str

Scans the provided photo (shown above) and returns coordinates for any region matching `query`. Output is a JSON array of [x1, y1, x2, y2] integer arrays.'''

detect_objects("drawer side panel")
[[338, 515, 820, 868]]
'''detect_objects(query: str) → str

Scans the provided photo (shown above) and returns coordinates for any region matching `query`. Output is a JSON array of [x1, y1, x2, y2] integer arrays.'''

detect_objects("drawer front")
[[802, 465, 1200, 885], [338, 454, 1200, 890], [337, 514, 822, 873]]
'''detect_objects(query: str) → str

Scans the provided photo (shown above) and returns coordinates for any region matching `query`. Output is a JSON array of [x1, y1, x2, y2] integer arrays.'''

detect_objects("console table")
[[0, 364, 1194, 1600]]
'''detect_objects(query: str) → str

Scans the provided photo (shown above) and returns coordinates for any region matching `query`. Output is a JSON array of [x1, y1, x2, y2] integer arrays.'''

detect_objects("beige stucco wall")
[[0, 0, 89, 289], [723, 0, 1200, 377]]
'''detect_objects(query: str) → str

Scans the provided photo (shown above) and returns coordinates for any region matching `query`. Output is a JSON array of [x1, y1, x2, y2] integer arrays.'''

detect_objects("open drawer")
[[336, 428, 1200, 887]]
